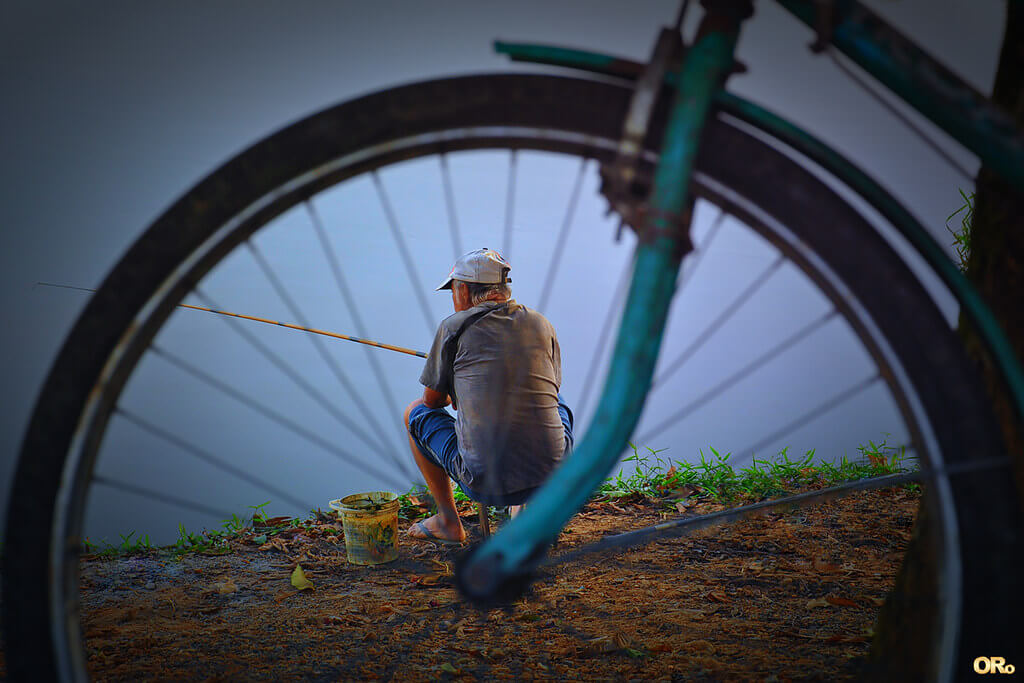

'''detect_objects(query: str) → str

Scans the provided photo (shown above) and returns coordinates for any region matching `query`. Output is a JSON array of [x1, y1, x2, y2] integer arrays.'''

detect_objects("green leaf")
[[291, 564, 314, 591]]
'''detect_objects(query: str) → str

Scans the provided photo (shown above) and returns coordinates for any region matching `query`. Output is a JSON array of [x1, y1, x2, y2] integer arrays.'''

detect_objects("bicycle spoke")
[[828, 49, 974, 183], [673, 0, 693, 31], [677, 206, 725, 290], [149, 343, 408, 491], [372, 171, 437, 336], [503, 149, 518, 260], [537, 157, 588, 314], [306, 200, 411, 460], [114, 408, 311, 511], [246, 240, 409, 472], [734, 372, 884, 462], [190, 288, 396, 464], [93, 475, 237, 520], [439, 154, 464, 260], [636, 309, 840, 445], [575, 258, 631, 422], [650, 254, 785, 389], [576, 207, 726, 422]]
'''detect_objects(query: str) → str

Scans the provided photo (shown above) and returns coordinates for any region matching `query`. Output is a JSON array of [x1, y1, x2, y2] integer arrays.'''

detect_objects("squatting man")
[[403, 248, 574, 544]]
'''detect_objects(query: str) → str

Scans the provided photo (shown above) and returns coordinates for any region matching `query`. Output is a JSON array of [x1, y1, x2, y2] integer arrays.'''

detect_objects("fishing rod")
[[35, 282, 428, 359]]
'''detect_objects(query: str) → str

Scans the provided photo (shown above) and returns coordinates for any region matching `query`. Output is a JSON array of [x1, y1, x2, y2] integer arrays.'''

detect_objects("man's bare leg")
[[404, 399, 466, 542]]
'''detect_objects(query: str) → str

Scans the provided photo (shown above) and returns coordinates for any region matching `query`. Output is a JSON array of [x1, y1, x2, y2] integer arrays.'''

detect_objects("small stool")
[[476, 503, 527, 539], [477, 502, 492, 539]]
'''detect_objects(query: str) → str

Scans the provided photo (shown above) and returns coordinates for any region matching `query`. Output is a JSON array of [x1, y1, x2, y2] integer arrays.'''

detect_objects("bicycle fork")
[[457, 1, 755, 602]]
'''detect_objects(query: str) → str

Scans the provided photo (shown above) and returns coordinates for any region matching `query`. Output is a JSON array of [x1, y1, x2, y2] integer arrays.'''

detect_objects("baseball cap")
[[436, 248, 512, 291]]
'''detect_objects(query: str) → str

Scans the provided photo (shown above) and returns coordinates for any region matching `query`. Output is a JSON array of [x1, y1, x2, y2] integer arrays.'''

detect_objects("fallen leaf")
[[430, 559, 454, 576], [778, 630, 816, 640], [260, 539, 291, 554], [805, 597, 830, 609], [825, 634, 869, 644], [683, 639, 716, 654], [580, 636, 616, 656], [742, 561, 764, 575], [413, 573, 450, 587], [813, 557, 842, 573], [291, 564, 314, 591], [826, 596, 860, 608], [260, 516, 292, 527], [655, 467, 679, 494], [439, 662, 460, 674], [706, 590, 731, 603]]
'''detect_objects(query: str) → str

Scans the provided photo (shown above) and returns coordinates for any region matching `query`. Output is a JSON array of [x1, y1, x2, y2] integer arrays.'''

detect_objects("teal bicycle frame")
[[459, 0, 1024, 597]]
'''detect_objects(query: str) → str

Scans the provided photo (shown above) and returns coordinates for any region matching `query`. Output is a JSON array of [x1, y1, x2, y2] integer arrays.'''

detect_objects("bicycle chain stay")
[[543, 456, 1012, 569]]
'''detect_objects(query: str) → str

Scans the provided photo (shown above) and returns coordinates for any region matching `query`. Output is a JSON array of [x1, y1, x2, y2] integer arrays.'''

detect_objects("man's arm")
[[422, 385, 452, 409]]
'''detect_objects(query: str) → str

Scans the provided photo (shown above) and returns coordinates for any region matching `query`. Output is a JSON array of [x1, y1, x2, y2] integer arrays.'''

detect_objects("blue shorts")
[[407, 394, 574, 507]]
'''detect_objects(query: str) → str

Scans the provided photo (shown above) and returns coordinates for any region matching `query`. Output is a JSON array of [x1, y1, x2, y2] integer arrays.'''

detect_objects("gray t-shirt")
[[419, 299, 565, 494]]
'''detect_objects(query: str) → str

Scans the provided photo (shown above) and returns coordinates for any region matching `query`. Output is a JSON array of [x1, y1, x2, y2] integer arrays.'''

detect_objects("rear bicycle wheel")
[[3, 73, 1017, 680]]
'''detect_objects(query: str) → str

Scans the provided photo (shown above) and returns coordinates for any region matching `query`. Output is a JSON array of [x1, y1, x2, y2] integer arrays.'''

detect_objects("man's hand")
[[423, 386, 452, 409]]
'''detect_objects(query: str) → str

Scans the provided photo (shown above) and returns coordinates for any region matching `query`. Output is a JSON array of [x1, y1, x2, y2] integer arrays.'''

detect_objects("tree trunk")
[[867, 4, 1024, 679]]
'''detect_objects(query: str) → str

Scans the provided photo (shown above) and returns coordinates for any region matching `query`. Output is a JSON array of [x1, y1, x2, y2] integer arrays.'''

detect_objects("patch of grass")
[[946, 188, 974, 273], [247, 500, 272, 525], [397, 484, 433, 520], [171, 523, 230, 556], [597, 436, 917, 507], [83, 436, 919, 557], [82, 504, 300, 558], [83, 530, 154, 557]]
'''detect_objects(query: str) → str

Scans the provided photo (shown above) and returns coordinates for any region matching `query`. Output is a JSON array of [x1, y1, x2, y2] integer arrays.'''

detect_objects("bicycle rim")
[[3, 74, 1015, 680]]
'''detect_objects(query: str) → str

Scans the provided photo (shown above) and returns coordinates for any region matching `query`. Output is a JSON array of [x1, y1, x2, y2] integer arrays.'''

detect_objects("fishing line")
[[34, 281, 428, 358]]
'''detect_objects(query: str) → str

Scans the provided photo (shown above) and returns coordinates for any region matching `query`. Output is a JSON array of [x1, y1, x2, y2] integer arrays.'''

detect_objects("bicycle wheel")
[[3, 73, 1018, 680]]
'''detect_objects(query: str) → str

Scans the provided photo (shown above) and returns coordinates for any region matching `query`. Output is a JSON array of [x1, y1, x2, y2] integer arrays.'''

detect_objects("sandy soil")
[[2, 486, 920, 681]]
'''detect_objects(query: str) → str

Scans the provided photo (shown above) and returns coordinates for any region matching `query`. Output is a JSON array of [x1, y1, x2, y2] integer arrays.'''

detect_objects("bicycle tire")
[[3, 73, 1018, 680]]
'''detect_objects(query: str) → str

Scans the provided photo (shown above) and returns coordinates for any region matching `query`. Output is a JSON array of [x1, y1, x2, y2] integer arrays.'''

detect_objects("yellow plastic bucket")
[[329, 491, 400, 565]]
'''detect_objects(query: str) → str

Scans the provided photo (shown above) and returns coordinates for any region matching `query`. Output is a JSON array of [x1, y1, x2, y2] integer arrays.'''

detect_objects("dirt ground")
[[2, 486, 920, 681]]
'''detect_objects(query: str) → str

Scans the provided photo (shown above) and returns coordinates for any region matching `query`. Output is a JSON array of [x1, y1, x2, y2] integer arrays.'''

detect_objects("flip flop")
[[407, 521, 465, 546]]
